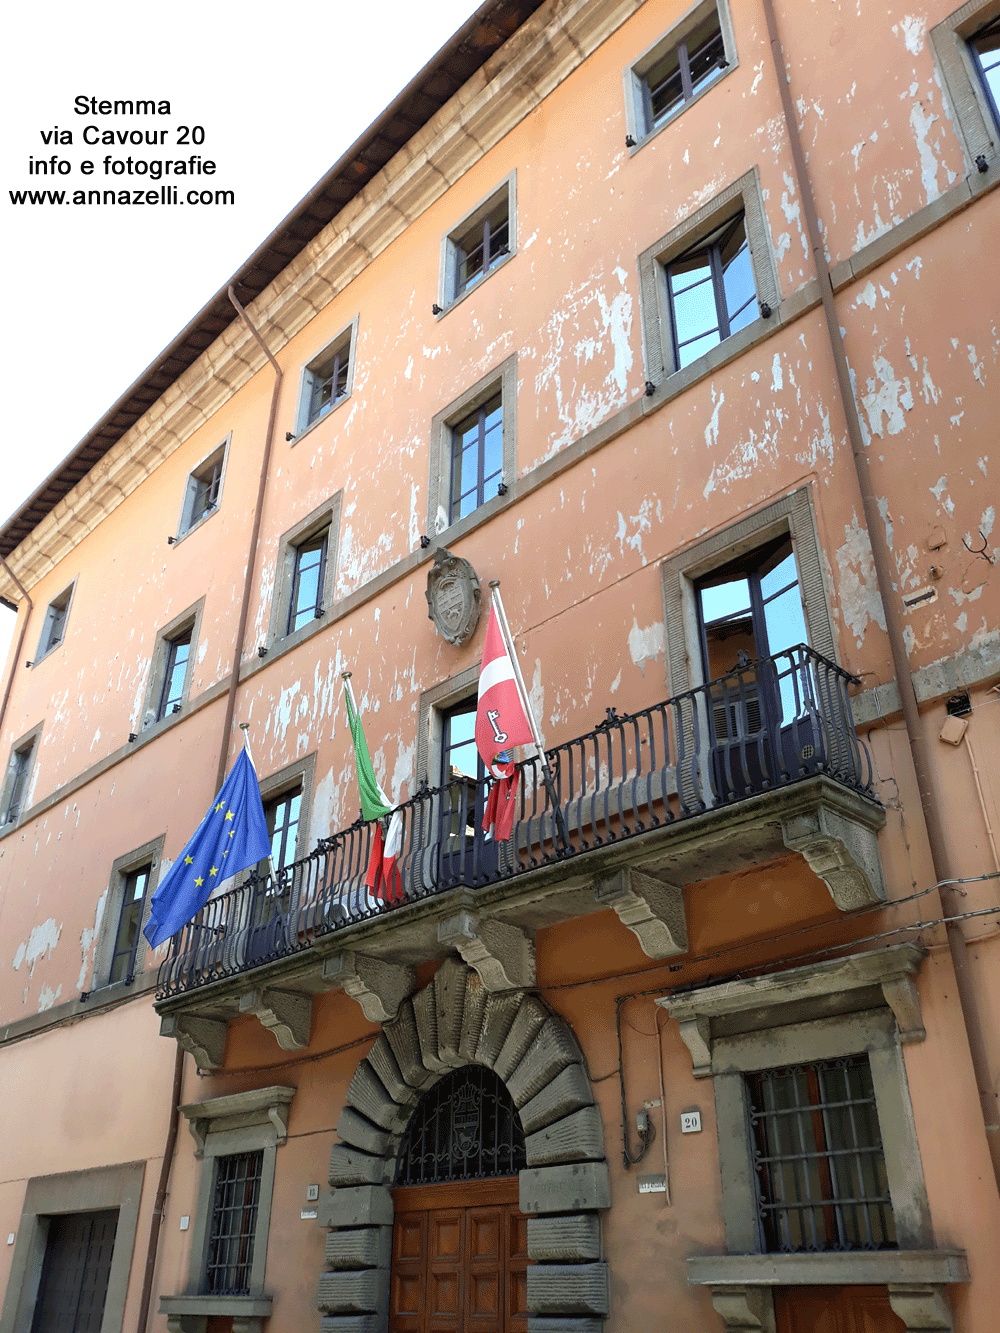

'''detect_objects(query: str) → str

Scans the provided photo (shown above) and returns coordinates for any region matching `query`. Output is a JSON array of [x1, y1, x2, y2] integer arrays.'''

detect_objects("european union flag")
[[144, 749, 272, 948]]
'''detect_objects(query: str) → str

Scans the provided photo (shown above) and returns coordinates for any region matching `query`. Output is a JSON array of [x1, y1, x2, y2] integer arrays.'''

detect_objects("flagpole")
[[239, 723, 279, 888], [488, 582, 568, 848]]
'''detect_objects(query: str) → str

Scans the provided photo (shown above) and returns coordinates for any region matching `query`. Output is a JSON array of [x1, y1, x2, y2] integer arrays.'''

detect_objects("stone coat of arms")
[[425, 548, 482, 646]]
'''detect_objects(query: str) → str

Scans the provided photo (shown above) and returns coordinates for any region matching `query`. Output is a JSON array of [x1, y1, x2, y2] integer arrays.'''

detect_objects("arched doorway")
[[390, 1066, 529, 1332]]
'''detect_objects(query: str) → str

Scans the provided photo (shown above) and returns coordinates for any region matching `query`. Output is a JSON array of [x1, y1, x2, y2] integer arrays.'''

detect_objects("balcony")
[[155, 647, 886, 1065]]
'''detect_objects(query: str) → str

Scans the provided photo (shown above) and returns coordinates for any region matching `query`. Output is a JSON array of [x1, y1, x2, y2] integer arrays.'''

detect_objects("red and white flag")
[[365, 810, 404, 903], [476, 603, 533, 769]]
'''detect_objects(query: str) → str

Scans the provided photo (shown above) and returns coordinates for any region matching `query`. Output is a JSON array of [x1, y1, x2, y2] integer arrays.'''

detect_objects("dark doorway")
[[31, 1209, 119, 1333]]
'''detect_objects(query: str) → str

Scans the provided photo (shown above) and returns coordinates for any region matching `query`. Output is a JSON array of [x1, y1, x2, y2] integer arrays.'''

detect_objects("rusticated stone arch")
[[317, 958, 610, 1332]]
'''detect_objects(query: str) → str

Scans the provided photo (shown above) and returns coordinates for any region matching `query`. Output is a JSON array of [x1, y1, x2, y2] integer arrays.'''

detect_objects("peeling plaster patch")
[[197, 639, 208, 663], [930, 476, 956, 516], [609, 669, 622, 695], [311, 767, 338, 843], [977, 457, 988, 477], [862, 356, 914, 438], [615, 501, 653, 564], [771, 353, 783, 392], [404, 356, 413, 380], [856, 282, 878, 309], [528, 659, 545, 749], [967, 345, 985, 385], [89, 728, 101, 752], [392, 738, 415, 802], [836, 514, 887, 647], [775, 231, 791, 263], [704, 391, 724, 453], [275, 681, 302, 745], [955, 612, 968, 633], [408, 482, 420, 551], [628, 618, 664, 675], [896, 15, 926, 54], [980, 505, 996, 540], [877, 497, 894, 550], [12, 918, 62, 977], [909, 104, 941, 203], [920, 360, 940, 404], [37, 984, 63, 1013], [780, 172, 808, 260], [78, 890, 108, 989], [422, 344, 441, 360]]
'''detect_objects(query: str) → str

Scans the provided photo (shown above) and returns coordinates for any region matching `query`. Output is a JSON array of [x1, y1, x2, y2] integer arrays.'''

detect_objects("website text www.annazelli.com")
[[9, 187, 235, 206]]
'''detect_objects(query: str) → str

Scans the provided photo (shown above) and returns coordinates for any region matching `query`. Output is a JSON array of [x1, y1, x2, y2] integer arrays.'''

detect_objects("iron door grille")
[[747, 1055, 896, 1253], [31, 1208, 119, 1333], [205, 1150, 264, 1294], [395, 1066, 526, 1186]]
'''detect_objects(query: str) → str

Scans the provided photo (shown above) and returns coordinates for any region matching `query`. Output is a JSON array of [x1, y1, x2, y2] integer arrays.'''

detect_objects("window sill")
[[435, 249, 516, 320], [159, 1294, 272, 1327], [688, 1250, 970, 1288], [627, 63, 736, 157], [290, 391, 353, 447]]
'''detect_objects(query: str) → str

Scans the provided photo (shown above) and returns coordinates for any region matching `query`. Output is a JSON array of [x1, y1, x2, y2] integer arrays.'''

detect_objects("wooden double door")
[[390, 1177, 529, 1333], [774, 1285, 905, 1333]]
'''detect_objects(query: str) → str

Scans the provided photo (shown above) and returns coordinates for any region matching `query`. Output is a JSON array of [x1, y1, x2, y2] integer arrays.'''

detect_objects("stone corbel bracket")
[[159, 1012, 227, 1072], [438, 910, 536, 989], [594, 867, 688, 959], [239, 986, 313, 1050], [781, 799, 886, 911], [660, 942, 927, 1077], [321, 951, 415, 1023]]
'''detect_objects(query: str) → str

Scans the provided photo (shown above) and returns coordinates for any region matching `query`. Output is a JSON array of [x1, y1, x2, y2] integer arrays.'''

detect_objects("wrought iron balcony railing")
[[156, 645, 875, 997]]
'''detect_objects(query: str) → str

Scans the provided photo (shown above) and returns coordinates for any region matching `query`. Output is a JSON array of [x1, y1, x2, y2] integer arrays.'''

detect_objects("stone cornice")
[[0, 0, 643, 598]]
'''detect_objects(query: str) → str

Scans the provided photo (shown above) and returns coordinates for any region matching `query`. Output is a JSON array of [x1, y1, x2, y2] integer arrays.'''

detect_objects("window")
[[178, 438, 229, 538], [296, 317, 358, 434], [161, 1085, 294, 1327], [0, 1163, 144, 1333], [748, 1056, 895, 1253], [287, 530, 328, 633], [107, 863, 152, 984], [1, 737, 36, 825], [139, 600, 203, 732], [245, 770, 310, 966], [36, 580, 76, 660], [931, 2, 1000, 173], [205, 1151, 264, 1295], [158, 628, 192, 720], [427, 355, 517, 536], [450, 393, 504, 523], [638, 170, 778, 386], [438, 173, 516, 312], [265, 787, 301, 870], [970, 13, 1000, 123], [624, 1, 737, 150], [267, 495, 341, 646]]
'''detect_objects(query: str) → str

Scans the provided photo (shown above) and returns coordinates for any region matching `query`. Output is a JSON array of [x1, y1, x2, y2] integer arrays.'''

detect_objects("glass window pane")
[[687, 17, 725, 96], [670, 264, 720, 352], [973, 24, 1000, 122], [677, 328, 721, 368], [700, 577, 751, 625], [647, 47, 683, 125], [761, 552, 797, 600], [763, 585, 808, 656], [723, 237, 756, 328]]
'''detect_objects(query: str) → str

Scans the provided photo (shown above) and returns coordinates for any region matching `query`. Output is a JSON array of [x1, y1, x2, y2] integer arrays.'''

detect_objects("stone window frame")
[[930, 0, 1000, 174], [88, 833, 166, 994], [265, 493, 342, 651], [623, 0, 739, 155], [427, 354, 517, 539], [159, 1086, 295, 1331], [139, 597, 205, 734], [659, 485, 836, 701], [236, 751, 319, 910], [32, 577, 77, 665], [415, 664, 482, 790], [0, 1161, 146, 1333], [637, 167, 779, 388], [174, 435, 231, 544], [658, 946, 970, 1333], [0, 720, 43, 830], [436, 172, 517, 317], [292, 314, 360, 441]]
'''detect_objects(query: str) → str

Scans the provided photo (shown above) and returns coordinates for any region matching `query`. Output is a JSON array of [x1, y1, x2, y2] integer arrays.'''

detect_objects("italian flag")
[[343, 676, 403, 902]]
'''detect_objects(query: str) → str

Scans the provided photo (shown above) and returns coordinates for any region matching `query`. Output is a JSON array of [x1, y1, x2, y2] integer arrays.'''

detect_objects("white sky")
[[0, 0, 482, 675]]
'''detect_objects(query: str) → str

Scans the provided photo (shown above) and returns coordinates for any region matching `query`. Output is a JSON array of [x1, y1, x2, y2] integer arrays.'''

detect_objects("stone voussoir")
[[335, 1106, 393, 1159], [526, 1214, 602, 1262], [324, 1226, 393, 1271], [412, 984, 449, 1073], [519, 1063, 594, 1135], [434, 957, 469, 1064], [495, 996, 549, 1080], [507, 1020, 582, 1107], [459, 969, 489, 1063], [475, 990, 525, 1067], [328, 1143, 389, 1188], [345, 1061, 413, 1134], [525, 1105, 606, 1167], [383, 999, 436, 1091], [366, 1034, 419, 1108]]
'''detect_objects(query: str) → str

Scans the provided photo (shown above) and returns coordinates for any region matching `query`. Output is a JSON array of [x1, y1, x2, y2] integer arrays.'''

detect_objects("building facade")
[[1, 2, 998, 1332]]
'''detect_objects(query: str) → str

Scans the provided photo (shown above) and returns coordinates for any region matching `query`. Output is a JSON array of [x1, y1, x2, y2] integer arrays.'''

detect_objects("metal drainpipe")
[[760, 0, 1000, 1191], [0, 555, 34, 746], [215, 284, 283, 791], [136, 1044, 184, 1333]]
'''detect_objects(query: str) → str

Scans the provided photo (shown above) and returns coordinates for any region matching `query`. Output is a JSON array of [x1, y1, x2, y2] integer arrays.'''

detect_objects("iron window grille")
[[454, 199, 510, 298], [970, 14, 1000, 127], [158, 629, 192, 720], [287, 530, 328, 633], [395, 1066, 526, 1186], [108, 863, 152, 984], [665, 210, 757, 369], [642, 7, 726, 133], [450, 393, 503, 523], [3, 743, 34, 824], [307, 340, 351, 426], [205, 1150, 264, 1295], [747, 1055, 897, 1253]]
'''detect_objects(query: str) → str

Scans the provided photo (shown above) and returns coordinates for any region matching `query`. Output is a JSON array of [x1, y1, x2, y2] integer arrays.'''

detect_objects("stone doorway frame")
[[317, 959, 610, 1331]]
